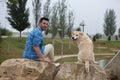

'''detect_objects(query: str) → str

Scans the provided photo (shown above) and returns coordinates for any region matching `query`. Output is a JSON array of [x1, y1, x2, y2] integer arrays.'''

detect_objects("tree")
[[76, 27, 81, 31], [32, 0, 42, 27], [66, 10, 74, 38], [9, 0, 18, 4], [92, 33, 102, 41], [58, 0, 67, 39], [57, 0, 68, 57], [66, 10, 74, 49], [118, 28, 120, 39], [103, 9, 116, 41], [7, 0, 30, 40], [50, 3, 58, 41], [0, 30, 2, 46], [43, 0, 51, 36]]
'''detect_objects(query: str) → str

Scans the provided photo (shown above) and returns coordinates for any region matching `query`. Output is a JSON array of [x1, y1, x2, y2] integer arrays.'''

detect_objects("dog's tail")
[[85, 61, 89, 73]]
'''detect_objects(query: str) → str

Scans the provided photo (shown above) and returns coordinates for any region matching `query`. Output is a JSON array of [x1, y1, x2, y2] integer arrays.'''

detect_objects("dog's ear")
[[79, 32, 83, 36]]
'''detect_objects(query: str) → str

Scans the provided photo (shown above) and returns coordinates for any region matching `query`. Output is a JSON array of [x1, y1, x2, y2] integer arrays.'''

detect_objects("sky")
[[68, 0, 120, 34], [0, 0, 120, 34]]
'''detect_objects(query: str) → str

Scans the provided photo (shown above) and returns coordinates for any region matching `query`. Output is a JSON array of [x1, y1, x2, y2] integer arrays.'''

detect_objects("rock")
[[0, 58, 57, 80], [105, 51, 120, 80], [55, 62, 107, 80]]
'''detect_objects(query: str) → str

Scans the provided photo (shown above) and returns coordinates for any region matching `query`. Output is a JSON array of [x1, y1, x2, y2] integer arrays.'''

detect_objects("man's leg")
[[44, 44, 54, 62]]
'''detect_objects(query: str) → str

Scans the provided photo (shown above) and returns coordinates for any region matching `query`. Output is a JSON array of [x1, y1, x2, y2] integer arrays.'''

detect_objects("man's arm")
[[33, 45, 51, 63]]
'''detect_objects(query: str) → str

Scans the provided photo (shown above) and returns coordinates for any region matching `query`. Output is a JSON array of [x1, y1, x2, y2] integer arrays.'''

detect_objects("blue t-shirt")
[[23, 26, 44, 59]]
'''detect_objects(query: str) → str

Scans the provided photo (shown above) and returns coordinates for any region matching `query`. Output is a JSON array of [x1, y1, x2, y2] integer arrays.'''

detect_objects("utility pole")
[[80, 20, 85, 32]]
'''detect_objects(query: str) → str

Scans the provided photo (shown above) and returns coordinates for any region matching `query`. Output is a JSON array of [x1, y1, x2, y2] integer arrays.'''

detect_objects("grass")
[[55, 55, 114, 63], [0, 37, 120, 63]]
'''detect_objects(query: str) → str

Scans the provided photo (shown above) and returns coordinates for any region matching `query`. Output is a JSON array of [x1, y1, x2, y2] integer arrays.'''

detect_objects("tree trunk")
[[20, 31, 22, 41], [68, 38, 71, 49], [108, 36, 111, 41], [61, 38, 64, 60]]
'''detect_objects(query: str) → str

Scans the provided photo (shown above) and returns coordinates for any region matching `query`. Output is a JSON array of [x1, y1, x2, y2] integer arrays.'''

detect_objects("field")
[[0, 37, 120, 63]]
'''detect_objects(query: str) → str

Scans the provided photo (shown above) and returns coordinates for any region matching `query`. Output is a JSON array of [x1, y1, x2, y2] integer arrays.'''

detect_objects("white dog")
[[72, 31, 95, 73]]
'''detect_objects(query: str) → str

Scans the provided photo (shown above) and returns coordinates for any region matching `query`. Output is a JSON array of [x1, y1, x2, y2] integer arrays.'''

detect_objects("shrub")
[[0, 28, 12, 36], [0, 31, 2, 53]]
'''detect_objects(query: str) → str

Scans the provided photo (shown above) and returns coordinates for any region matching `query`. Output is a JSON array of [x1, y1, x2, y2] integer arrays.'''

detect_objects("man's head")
[[38, 17, 49, 31]]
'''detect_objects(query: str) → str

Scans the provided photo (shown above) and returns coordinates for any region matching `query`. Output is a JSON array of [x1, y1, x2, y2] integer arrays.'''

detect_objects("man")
[[23, 17, 54, 63]]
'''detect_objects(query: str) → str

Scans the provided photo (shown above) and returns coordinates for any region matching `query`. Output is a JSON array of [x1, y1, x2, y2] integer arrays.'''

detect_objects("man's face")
[[39, 20, 49, 31]]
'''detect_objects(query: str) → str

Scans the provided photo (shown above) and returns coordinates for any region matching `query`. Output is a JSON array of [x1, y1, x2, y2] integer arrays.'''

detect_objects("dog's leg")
[[85, 61, 89, 73], [77, 53, 82, 63]]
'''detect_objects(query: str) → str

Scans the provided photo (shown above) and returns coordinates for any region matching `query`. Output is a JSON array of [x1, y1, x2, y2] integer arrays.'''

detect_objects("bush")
[[0, 28, 12, 36], [0, 31, 2, 43], [0, 31, 2, 53]]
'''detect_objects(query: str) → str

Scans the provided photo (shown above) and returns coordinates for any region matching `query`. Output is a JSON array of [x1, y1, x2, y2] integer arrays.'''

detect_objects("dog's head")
[[71, 31, 83, 41]]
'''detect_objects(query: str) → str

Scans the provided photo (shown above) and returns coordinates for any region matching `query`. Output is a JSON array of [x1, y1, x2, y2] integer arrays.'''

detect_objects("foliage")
[[8, 0, 18, 4], [43, 0, 51, 18], [93, 36, 96, 41], [103, 9, 116, 41], [43, 0, 51, 35], [50, 3, 58, 39], [95, 33, 102, 39], [76, 27, 81, 31], [66, 10, 74, 38], [6, 0, 30, 40], [0, 31, 2, 45], [58, 0, 68, 39], [118, 28, 120, 38], [115, 35, 118, 40], [93, 33, 102, 41], [32, 0, 42, 27], [0, 28, 12, 36]]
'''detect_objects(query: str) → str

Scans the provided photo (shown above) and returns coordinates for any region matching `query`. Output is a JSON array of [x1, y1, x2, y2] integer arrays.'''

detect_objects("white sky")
[[0, 0, 120, 34], [68, 0, 120, 34]]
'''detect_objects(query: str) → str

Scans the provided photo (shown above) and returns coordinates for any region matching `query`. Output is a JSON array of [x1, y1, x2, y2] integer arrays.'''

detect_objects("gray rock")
[[105, 51, 120, 80], [55, 62, 107, 80], [0, 58, 57, 80]]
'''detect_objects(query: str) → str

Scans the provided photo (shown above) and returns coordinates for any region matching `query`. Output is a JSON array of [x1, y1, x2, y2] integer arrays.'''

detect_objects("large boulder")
[[0, 58, 57, 80], [55, 62, 107, 80], [105, 51, 120, 80]]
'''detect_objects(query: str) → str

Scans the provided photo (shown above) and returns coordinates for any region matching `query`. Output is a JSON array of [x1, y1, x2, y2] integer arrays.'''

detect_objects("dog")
[[72, 31, 95, 73]]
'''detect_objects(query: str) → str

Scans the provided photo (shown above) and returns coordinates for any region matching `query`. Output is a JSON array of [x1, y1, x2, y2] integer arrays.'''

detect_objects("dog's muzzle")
[[72, 37, 77, 41]]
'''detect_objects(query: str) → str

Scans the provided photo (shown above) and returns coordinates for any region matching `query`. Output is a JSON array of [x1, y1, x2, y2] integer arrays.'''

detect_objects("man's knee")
[[47, 44, 54, 50]]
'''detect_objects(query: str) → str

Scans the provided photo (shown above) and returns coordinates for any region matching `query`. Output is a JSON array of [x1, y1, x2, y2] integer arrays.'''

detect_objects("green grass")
[[0, 37, 120, 63], [55, 55, 114, 63]]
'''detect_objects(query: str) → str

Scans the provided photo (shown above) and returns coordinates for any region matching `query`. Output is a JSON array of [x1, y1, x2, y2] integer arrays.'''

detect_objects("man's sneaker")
[[54, 63, 60, 67]]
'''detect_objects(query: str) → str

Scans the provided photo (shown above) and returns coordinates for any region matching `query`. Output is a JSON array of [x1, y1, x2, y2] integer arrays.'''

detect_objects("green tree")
[[118, 28, 120, 39], [76, 27, 81, 31], [57, 0, 68, 56], [6, 0, 30, 40], [58, 0, 67, 39], [66, 10, 74, 38], [43, 0, 51, 35], [50, 3, 58, 39], [32, 0, 42, 27], [103, 9, 116, 41], [0, 30, 2, 45], [0, 28, 12, 36], [9, 0, 18, 4], [66, 10, 74, 49], [93, 33, 102, 41]]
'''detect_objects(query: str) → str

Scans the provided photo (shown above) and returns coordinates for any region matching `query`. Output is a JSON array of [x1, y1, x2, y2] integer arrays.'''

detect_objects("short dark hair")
[[39, 17, 49, 23]]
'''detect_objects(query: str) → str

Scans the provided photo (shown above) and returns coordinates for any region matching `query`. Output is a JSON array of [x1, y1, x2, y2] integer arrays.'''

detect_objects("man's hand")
[[43, 57, 51, 63], [34, 46, 51, 63]]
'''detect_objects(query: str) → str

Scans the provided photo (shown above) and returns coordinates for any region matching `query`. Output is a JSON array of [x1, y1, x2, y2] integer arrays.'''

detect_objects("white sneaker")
[[54, 63, 60, 67]]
